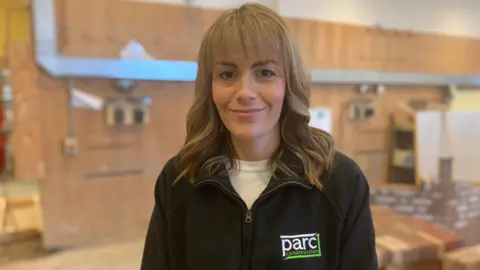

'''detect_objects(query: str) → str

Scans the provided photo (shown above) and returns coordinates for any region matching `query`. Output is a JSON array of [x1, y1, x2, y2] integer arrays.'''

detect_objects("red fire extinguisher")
[[0, 69, 13, 175]]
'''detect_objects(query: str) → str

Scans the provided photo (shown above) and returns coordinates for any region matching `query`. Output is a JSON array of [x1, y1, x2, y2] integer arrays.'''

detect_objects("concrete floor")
[[0, 237, 143, 270], [0, 236, 47, 267]]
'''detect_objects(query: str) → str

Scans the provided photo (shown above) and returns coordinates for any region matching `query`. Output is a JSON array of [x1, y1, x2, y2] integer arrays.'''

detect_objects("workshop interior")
[[0, 0, 479, 269]]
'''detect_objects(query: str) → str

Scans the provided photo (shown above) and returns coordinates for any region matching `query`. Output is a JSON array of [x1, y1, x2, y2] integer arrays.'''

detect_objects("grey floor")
[[0, 237, 143, 269], [0, 236, 48, 267]]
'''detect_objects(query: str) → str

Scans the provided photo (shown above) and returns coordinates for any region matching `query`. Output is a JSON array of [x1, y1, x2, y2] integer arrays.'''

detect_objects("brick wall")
[[371, 180, 480, 245]]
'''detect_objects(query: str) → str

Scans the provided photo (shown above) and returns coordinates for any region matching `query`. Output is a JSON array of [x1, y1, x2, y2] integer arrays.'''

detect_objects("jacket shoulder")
[[322, 151, 370, 220], [330, 151, 364, 180], [158, 155, 181, 185], [154, 155, 186, 209]]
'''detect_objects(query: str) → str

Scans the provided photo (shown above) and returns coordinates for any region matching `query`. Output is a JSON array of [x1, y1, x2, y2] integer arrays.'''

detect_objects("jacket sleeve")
[[141, 169, 171, 270], [337, 171, 378, 270]]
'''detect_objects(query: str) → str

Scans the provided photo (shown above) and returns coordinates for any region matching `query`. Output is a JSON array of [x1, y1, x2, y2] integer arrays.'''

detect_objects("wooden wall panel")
[[37, 76, 194, 248], [56, 0, 480, 75], [9, 45, 45, 181]]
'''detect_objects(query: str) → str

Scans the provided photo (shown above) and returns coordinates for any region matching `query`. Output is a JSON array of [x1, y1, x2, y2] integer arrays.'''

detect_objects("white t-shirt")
[[229, 159, 271, 209]]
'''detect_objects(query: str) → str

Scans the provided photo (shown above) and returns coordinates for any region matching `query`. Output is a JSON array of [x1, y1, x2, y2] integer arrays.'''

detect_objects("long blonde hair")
[[174, 3, 335, 189]]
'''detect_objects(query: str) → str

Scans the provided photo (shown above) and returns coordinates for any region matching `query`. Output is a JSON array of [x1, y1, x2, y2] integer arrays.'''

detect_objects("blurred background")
[[0, 0, 479, 269]]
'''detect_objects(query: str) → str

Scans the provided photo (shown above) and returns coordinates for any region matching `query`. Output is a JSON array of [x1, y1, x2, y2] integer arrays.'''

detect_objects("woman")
[[142, 3, 377, 270]]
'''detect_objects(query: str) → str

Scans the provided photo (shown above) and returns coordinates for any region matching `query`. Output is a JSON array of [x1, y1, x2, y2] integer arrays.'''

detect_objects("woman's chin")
[[229, 128, 263, 141]]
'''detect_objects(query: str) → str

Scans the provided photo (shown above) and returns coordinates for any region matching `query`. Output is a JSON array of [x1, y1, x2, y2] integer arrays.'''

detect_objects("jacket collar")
[[192, 149, 311, 190]]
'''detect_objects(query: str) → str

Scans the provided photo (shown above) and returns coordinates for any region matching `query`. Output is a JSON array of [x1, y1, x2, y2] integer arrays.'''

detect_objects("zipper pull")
[[245, 210, 252, 223]]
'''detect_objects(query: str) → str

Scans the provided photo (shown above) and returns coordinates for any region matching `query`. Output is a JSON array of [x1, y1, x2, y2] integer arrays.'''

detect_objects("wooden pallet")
[[0, 180, 42, 242], [372, 205, 463, 269]]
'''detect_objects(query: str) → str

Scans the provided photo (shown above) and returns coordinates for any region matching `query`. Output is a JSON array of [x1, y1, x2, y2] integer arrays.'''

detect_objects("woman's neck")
[[231, 132, 280, 162]]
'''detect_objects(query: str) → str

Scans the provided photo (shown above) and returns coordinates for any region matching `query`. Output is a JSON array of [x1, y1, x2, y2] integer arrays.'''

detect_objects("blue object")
[[138, 97, 152, 105], [36, 56, 198, 82]]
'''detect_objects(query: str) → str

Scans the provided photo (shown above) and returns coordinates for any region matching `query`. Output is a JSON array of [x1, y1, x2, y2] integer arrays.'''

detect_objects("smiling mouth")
[[229, 108, 266, 113]]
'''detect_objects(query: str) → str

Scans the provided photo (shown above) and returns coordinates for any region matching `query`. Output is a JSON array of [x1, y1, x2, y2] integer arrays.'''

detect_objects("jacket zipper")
[[241, 181, 311, 270], [195, 180, 311, 270]]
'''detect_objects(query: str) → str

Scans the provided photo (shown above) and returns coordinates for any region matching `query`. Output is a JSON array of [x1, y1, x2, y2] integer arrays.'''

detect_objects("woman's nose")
[[235, 73, 257, 101]]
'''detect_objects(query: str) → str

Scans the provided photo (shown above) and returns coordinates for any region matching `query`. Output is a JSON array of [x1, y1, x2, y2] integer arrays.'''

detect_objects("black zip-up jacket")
[[141, 151, 378, 270]]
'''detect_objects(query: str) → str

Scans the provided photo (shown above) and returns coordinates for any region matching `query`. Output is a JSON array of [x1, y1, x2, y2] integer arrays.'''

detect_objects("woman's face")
[[212, 53, 285, 142]]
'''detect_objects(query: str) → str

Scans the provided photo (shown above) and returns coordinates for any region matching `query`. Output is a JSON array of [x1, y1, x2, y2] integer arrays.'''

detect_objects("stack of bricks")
[[372, 205, 463, 269], [371, 157, 480, 244], [371, 180, 480, 244]]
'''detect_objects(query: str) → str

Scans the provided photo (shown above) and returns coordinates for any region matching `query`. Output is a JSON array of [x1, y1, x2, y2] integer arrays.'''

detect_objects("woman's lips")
[[229, 108, 266, 117]]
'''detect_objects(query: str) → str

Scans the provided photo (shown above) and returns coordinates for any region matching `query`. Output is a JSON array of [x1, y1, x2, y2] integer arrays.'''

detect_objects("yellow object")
[[0, 180, 42, 236], [8, 8, 31, 43], [0, 0, 27, 9], [0, 0, 31, 59], [450, 89, 480, 111], [0, 9, 6, 59], [0, 196, 42, 234]]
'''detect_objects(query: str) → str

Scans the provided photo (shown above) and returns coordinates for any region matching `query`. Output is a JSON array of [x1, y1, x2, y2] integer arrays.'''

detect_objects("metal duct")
[[310, 70, 480, 86], [31, 0, 480, 86]]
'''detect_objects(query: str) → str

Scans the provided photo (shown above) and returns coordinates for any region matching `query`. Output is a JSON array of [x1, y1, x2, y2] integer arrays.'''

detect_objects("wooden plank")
[[372, 206, 463, 268]]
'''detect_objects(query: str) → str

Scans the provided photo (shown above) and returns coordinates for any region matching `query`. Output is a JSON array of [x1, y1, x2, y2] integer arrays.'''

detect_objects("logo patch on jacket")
[[280, 233, 322, 260]]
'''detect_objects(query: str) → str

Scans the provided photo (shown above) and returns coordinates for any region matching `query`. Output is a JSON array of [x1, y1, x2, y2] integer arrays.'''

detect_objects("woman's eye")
[[220, 71, 234, 79], [260, 69, 275, 77]]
